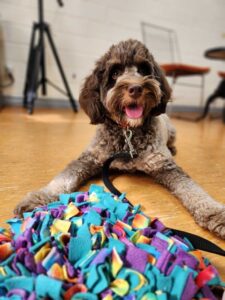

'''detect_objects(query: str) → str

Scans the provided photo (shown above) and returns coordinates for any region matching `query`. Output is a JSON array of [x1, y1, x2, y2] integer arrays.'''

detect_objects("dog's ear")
[[79, 67, 106, 124], [151, 61, 172, 116]]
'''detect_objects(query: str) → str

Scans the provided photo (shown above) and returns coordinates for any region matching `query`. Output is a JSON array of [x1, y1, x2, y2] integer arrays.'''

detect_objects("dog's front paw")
[[14, 190, 59, 217], [207, 208, 225, 239], [196, 206, 225, 239]]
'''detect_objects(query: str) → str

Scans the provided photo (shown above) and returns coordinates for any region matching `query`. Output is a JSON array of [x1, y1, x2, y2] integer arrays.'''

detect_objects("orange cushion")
[[218, 71, 225, 79], [160, 63, 210, 77]]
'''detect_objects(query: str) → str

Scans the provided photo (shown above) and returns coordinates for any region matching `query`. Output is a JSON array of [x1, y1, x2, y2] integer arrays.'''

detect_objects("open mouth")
[[124, 104, 144, 119]]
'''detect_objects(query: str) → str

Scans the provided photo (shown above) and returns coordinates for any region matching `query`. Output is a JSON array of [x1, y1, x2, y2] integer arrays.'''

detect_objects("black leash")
[[102, 152, 225, 257]]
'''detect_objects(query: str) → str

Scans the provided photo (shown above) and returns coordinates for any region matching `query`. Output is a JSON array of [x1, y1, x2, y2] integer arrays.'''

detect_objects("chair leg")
[[196, 79, 225, 121], [171, 74, 176, 90], [199, 75, 205, 107], [167, 74, 176, 115], [196, 93, 218, 121]]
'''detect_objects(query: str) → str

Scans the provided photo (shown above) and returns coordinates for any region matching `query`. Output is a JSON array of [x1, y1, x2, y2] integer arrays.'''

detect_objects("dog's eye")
[[138, 62, 151, 76], [111, 68, 122, 81], [111, 70, 120, 80], [109, 65, 123, 81]]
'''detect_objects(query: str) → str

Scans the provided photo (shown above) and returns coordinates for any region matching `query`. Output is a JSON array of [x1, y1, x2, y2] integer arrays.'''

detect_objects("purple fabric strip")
[[155, 250, 174, 273], [181, 273, 198, 300], [90, 248, 111, 266], [151, 236, 168, 252], [202, 285, 218, 300], [125, 244, 148, 273]]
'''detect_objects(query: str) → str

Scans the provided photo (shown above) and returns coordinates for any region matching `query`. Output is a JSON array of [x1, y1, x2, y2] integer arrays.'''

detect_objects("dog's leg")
[[143, 157, 225, 239], [167, 126, 177, 156], [14, 151, 103, 216]]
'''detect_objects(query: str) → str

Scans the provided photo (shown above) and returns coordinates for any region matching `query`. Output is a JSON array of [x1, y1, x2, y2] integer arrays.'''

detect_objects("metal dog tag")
[[123, 129, 137, 158]]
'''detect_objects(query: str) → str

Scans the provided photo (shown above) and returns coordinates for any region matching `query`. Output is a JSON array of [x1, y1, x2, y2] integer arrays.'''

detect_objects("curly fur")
[[15, 39, 225, 239]]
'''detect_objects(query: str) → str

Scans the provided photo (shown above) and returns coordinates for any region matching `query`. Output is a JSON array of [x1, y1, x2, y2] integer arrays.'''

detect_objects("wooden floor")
[[0, 107, 225, 280]]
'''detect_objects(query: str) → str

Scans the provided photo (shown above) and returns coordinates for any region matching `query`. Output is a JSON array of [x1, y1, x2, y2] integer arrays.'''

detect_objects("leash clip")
[[123, 129, 137, 158]]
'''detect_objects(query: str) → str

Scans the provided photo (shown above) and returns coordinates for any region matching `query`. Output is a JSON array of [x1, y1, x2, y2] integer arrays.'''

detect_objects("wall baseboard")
[[0, 95, 223, 115], [0, 95, 78, 109]]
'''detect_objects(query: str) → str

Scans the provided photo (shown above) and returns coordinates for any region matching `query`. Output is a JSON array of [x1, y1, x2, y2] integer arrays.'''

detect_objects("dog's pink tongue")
[[125, 105, 143, 119]]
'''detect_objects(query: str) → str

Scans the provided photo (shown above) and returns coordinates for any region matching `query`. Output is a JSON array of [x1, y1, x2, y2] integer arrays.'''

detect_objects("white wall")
[[0, 0, 224, 107]]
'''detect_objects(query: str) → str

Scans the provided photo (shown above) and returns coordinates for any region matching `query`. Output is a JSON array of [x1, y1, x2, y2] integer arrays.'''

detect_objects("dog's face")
[[79, 39, 171, 128], [104, 62, 162, 128]]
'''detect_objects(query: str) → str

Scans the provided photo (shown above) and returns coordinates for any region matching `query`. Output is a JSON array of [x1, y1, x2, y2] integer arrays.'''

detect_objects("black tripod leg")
[[40, 25, 47, 96], [23, 24, 37, 108], [45, 25, 78, 112], [26, 45, 42, 114]]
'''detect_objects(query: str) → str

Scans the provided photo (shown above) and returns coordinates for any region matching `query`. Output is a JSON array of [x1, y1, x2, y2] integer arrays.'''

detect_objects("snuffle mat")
[[0, 184, 224, 300]]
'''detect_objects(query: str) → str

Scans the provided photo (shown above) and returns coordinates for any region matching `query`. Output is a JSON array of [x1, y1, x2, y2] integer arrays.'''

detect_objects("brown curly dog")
[[15, 39, 225, 239]]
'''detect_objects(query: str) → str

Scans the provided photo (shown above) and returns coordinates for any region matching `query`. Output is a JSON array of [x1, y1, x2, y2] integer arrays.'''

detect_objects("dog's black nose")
[[128, 85, 143, 98]]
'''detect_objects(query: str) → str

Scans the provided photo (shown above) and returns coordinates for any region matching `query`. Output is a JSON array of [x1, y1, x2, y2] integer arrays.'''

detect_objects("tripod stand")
[[23, 0, 78, 114]]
